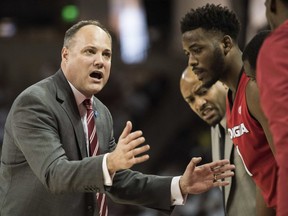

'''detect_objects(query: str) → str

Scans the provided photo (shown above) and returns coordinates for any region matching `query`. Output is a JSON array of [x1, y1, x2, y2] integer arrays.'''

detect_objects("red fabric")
[[83, 99, 98, 156], [257, 20, 288, 216], [83, 99, 108, 216], [226, 72, 277, 208]]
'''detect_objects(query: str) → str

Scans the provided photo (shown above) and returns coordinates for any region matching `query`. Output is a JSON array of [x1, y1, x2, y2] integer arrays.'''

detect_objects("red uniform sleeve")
[[257, 21, 288, 216]]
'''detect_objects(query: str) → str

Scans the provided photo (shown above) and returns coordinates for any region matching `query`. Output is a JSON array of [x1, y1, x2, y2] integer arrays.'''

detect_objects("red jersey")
[[226, 72, 277, 208], [257, 20, 288, 216]]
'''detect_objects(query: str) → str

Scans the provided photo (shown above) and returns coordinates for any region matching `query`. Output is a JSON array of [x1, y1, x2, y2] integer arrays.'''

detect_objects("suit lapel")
[[220, 117, 233, 207], [53, 70, 88, 158], [211, 126, 221, 161], [224, 133, 233, 206]]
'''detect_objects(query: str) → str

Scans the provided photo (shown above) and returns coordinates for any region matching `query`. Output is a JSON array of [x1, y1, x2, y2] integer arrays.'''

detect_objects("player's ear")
[[222, 35, 233, 55]]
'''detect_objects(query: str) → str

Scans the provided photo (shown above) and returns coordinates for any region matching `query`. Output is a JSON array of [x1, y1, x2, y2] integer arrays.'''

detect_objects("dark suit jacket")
[[0, 70, 173, 216]]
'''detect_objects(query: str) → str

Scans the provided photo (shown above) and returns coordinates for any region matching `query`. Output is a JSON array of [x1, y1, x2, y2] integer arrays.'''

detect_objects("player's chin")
[[206, 116, 221, 127]]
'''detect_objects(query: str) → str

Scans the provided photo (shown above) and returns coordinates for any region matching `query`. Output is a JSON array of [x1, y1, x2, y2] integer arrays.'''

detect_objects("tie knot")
[[83, 99, 92, 110]]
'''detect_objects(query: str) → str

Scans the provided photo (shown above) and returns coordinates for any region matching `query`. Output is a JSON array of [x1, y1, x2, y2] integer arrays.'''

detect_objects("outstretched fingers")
[[118, 121, 133, 141], [209, 159, 230, 170], [108, 121, 151, 172], [212, 170, 234, 181], [125, 131, 145, 150], [180, 158, 235, 195], [130, 143, 150, 157], [211, 163, 235, 173], [213, 180, 230, 187], [209, 160, 235, 184], [187, 157, 202, 171], [125, 136, 150, 165], [131, 152, 150, 164]]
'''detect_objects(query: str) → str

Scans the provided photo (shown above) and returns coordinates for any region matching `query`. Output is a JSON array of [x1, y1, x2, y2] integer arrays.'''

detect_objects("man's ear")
[[222, 35, 233, 55], [61, 47, 68, 61]]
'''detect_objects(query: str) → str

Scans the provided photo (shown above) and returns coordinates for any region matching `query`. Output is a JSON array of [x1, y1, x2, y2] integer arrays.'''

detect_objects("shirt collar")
[[68, 82, 94, 117], [220, 115, 226, 129], [68, 81, 92, 106]]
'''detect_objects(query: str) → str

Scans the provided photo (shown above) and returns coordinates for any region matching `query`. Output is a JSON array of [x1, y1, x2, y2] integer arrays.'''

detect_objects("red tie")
[[83, 99, 108, 216]]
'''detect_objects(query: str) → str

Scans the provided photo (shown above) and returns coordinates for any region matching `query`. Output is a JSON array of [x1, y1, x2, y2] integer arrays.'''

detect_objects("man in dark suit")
[[180, 67, 256, 215], [0, 20, 235, 216]]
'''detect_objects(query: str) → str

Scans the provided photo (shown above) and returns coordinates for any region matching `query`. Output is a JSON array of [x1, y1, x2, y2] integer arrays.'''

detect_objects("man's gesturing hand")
[[179, 157, 235, 195], [107, 121, 150, 174]]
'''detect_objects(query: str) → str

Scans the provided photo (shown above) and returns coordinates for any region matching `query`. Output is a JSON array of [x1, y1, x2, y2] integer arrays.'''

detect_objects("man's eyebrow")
[[184, 95, 194, 102], [84, 45, 111, 51], [104, 49, 112, 53], [195, 86, 207, 94], [189, 43, 199, 49]]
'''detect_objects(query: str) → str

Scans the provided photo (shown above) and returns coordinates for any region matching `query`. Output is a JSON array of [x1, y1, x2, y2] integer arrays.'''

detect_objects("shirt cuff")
[[171, 176, 187, 205], [102, 153, 114, 186]]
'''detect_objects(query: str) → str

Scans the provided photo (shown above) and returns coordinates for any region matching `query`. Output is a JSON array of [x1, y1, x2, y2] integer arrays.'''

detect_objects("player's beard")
[[202, 45, 225, 88]]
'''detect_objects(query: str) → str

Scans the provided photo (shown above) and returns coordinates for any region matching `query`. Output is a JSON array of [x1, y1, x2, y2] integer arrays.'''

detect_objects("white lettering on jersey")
[[228, 123, 249, 139]]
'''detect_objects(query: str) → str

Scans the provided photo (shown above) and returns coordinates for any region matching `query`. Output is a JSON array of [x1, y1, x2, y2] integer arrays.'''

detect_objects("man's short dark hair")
[[242, 30, 271, 71], [180, 4, 240, 41], [63, 20, 111, 48]]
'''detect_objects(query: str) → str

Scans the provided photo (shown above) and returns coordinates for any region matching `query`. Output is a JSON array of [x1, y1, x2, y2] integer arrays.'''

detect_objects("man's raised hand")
[[107, 121, 150, 174]]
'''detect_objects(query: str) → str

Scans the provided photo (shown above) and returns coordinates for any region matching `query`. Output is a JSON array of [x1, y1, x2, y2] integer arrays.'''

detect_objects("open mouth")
[[90, 71, 103, 79], [202, 108, 211, 115], [201, 105, 215, 119], [202, 108, 216, 121]]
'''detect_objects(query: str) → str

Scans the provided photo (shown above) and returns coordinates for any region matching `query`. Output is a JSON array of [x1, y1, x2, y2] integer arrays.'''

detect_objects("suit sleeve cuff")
[[102, 153, 114, 186], [171, 176, 187, 205]]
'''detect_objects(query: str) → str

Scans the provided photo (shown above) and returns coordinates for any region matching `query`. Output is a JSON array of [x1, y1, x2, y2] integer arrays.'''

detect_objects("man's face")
[[182, 28, 225, 88], [61, 25, 112, 97], [180, 68, 227, 126]]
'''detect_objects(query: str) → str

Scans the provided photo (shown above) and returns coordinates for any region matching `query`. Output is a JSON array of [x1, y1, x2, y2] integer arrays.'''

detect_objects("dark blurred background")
[[0, 0, 267, 215]]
